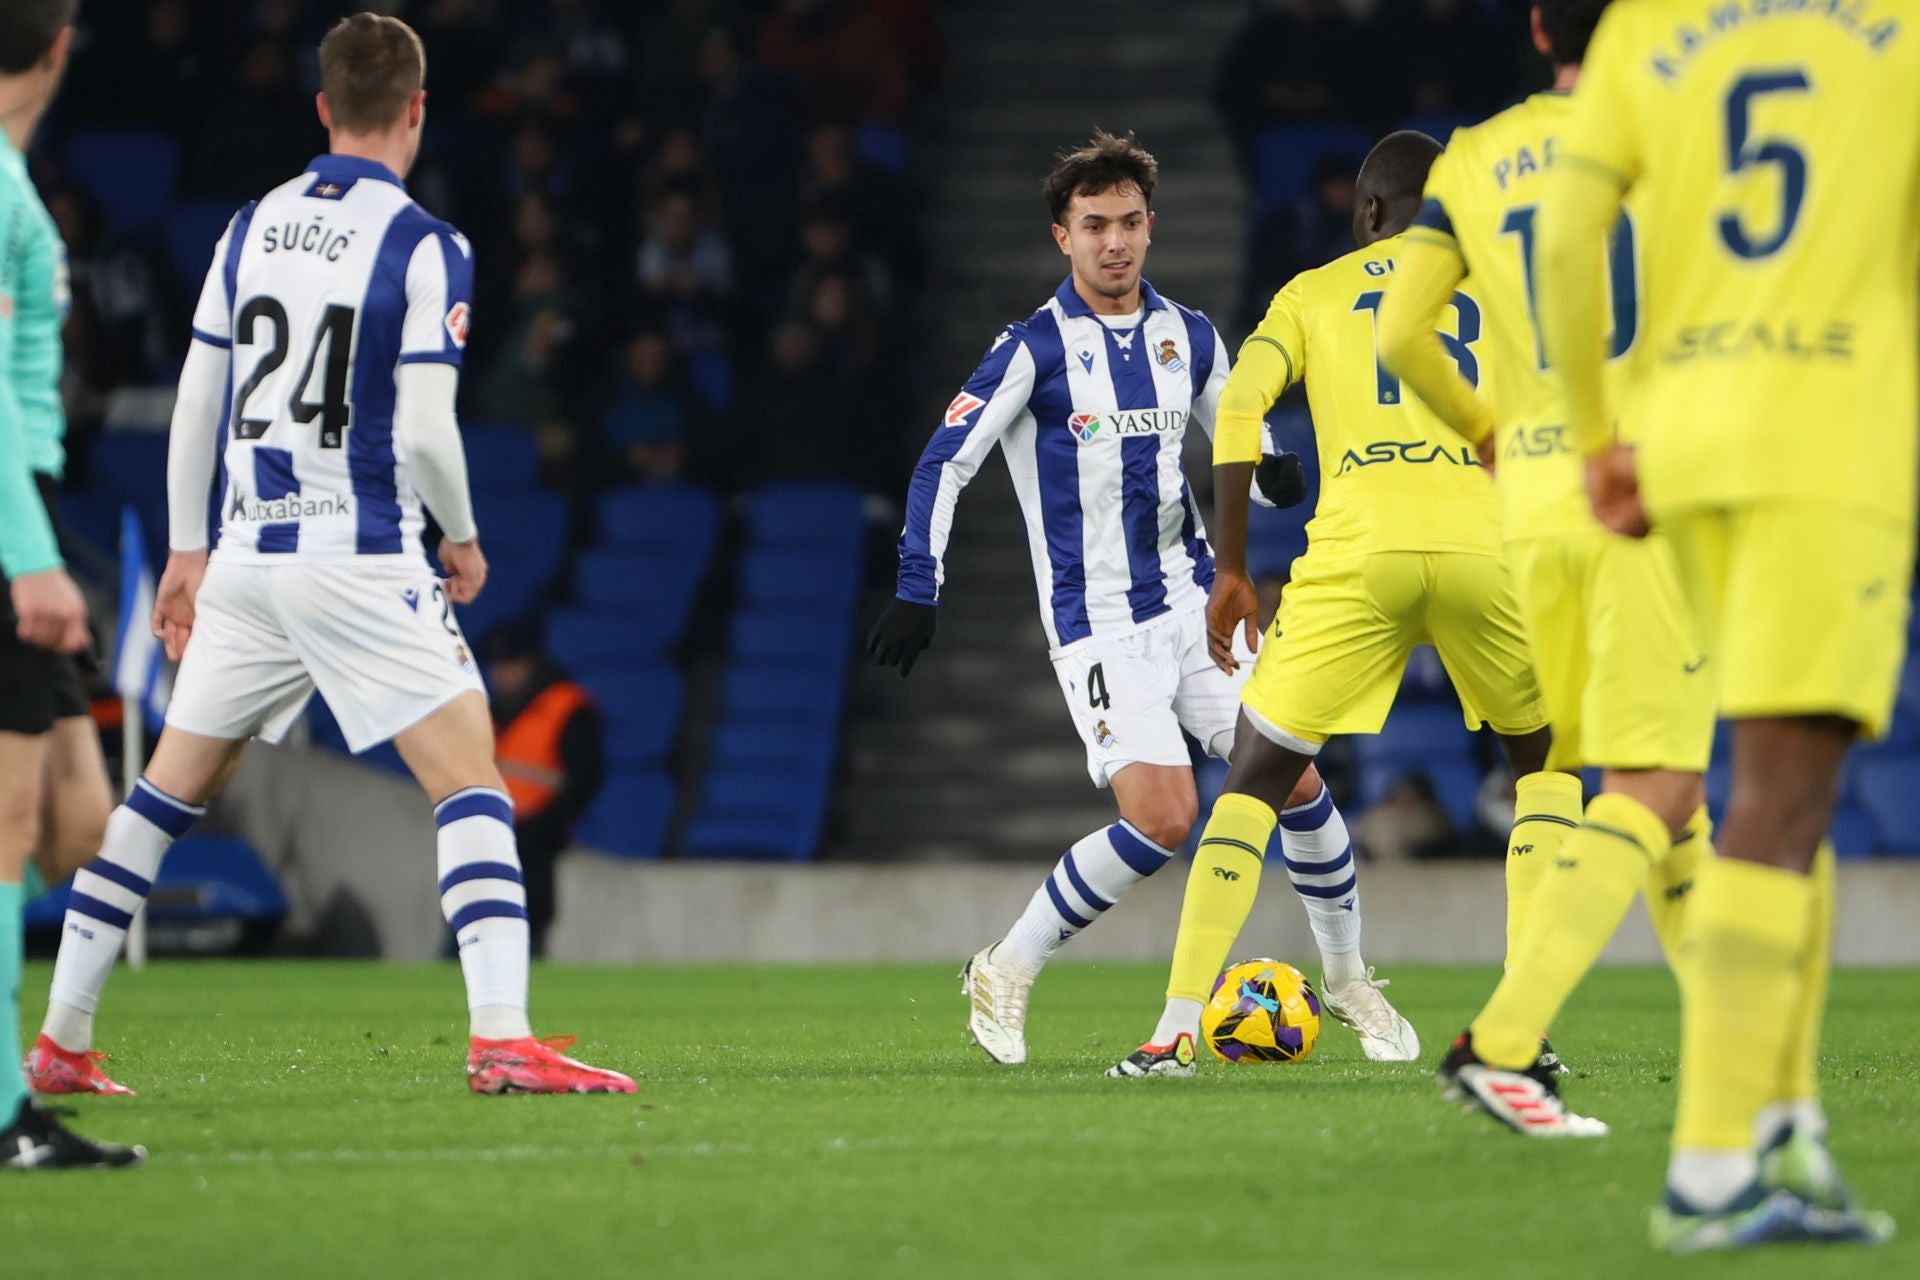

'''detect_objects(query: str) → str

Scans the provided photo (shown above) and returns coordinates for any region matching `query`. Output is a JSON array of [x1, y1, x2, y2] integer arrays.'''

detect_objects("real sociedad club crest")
[[1155, 339, 1186, 373], [1068, 412, 1102, 444]]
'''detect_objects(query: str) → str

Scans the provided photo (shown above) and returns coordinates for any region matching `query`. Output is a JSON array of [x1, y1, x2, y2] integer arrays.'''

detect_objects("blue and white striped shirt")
[[898, 278, 1235, 653], [192, 154, 473, 565]]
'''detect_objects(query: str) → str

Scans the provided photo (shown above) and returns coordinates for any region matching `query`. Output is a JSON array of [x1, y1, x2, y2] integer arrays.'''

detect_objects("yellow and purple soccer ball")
[[1200, 958, 1321, 1064]]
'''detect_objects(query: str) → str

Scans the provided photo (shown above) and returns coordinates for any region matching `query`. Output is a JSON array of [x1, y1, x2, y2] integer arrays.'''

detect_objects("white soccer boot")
[[1321, 966, 1421, 1062], [1437, 1033, 1610, 1138], [960, 942, 1033, 1065]]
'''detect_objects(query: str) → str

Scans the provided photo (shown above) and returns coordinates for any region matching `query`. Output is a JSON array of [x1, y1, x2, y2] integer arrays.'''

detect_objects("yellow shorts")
[[1655, 501, 1916, 738], [1507, 530, 1715, 773], [1242, 548, 1547, 744]]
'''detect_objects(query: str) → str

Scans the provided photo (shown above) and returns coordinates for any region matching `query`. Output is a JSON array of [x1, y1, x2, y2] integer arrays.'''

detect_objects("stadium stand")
[[31, 0, 1920, 868]]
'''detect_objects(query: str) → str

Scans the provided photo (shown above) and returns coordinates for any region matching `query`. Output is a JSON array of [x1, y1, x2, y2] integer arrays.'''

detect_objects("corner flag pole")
[[123, 694, 148, 970]]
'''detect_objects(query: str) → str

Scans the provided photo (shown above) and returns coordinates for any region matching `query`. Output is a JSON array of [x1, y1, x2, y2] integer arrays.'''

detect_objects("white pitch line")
[[156, 1129, 1125, 1168]]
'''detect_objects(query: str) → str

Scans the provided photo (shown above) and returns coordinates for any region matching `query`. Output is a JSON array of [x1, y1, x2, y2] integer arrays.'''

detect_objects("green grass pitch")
[[8, 960, 1917, 1279]]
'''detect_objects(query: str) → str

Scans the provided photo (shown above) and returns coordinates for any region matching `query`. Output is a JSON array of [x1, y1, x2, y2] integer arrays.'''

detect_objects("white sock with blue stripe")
[[435, 787, 533, 1041], [1277, 785, 1366, 987], [43, 778, 206, 1051], [997, 821, 1177, 976]]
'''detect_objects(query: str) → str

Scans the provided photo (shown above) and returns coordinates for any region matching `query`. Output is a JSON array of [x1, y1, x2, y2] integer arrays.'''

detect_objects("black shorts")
[[0, 472, 96, 735]]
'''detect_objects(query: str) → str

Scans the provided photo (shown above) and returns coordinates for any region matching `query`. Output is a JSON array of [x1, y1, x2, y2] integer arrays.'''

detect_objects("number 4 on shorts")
[[1088, 662, 1110, 711]]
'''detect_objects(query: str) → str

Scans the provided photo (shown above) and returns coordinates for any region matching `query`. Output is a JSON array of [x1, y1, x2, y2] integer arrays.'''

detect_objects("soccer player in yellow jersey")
[[1109, 132, 1569, 1078], [1376, 0, 1712, 1138], [1538, 0, 1911, 1252]]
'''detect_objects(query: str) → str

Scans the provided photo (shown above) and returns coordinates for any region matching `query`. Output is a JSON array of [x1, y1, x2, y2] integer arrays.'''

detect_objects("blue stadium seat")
[[743, 482, 866, 551], [457, 491, 567, 640], [682, 765, 830, 861], [574, 769, 674, 860], [706, 720, 838, 775], [1705, 760, 1732, 817], [1358, 758, 1484, 833], [461, 423, 541, 493], [1852, 755, 1920, 856], [63, 130, 180, 237], [728, 607, 851, 665], [686, 350, 734, 416], [1829, 805, 1880, 859], [548, 605, 685, 665], [573, 547, 708, 622], [1250, 124, 1374, 217], [572, 663, 683, 765], [26, 837, 287, 931], [856, 121, 910, 175], [164, 199, 242, 290], [86, 432, 171, 502], [721, 663, 846, 720], [739, 546, 861, 612], [595, 484, 721, 559], [1356, 703, 1476, 767]]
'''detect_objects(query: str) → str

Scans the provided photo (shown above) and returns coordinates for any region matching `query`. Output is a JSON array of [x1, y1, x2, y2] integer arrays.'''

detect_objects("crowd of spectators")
[[41, 0, 939, 499], [1215, 0, 1543, 330]]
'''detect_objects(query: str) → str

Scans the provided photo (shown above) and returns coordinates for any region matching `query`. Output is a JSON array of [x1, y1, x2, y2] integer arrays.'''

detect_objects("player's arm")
[[397, 227, 485, 600], [0, 195, 87, 654], [155, 211, 246, 658], [868, 331, 1036, 676], [1378, 203, 1495, 456], [1538, 13, 1644, 533], [1207, 282, 1306, 669], [1188, 324, 1294, 509], [1537, 164, 1625, 461]]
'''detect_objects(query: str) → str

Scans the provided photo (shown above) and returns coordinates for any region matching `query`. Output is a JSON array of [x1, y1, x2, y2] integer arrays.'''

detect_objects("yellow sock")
[[1673, 856, 1814, 1152], [1166, 792, 1275, 1002], [1645, 804, 1710, 966], [1773, 841, 1834, 1109], [1504, 771, 1584, 966], [1471, 791, 1669, 1068]]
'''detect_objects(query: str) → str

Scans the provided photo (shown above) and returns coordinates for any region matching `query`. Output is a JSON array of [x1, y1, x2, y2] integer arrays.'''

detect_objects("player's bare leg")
[[30, 727, 243, 1094], [2, 724, 140, 1167], [1655, 714, 1891, 1251], [394, 692, 634, 1094], [32, 714, 114, 883]]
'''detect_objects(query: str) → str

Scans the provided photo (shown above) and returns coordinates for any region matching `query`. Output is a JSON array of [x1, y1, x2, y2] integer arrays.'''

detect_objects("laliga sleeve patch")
[[944, 390, 985, 428], [445, 301, 471, 348]]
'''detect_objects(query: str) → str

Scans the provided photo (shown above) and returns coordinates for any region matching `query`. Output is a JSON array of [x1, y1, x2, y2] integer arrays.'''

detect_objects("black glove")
[[866, 598, 937, 677], [1255, 451, 1308, 509]]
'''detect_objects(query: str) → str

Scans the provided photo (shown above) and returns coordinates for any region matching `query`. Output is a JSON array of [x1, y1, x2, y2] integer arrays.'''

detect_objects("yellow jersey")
[[1559, 0, 1920, 526], [1221, 234, 1502, 561], [1411, 92, 1643, 540]]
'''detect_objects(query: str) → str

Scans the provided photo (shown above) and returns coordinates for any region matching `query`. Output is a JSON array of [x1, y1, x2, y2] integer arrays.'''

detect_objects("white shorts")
[[1050, 608, 1253, 787], [167, 560, 485, 753]]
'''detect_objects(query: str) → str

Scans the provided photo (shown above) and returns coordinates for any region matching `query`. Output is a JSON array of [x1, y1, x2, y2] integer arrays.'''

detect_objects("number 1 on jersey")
[[1354, 289, 1480, 406], [1500, 205, 1638, 369]]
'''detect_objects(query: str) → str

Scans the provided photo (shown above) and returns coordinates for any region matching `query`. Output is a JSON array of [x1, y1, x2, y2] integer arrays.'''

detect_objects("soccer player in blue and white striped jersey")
[[26, 12, 630, 1098], [869, 132, 1417, 1066]]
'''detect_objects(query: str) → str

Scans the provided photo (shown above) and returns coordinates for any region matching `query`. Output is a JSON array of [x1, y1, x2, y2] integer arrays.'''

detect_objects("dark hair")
[[0, 0, 76, 75], [1356, 129, 1443, 207], [1042, 130, 1158, 225], [318, 12, 426, 133], [1536, 0, 1611, 67]]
